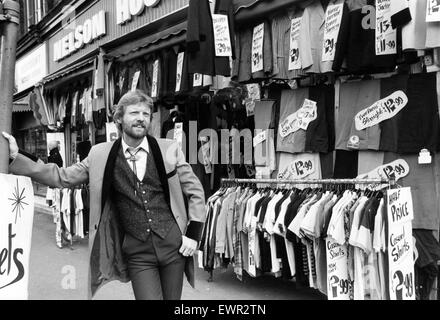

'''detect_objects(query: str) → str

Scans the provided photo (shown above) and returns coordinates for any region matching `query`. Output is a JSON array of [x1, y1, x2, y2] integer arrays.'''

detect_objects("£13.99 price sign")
[[386, 187, 415, 300]]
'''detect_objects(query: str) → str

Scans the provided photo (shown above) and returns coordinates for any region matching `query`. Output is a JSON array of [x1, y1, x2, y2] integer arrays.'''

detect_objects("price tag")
[[251, 23, 265, 73], [426, 0, 440, 22], [288, 18, 302, 70], [376, 0, 397, 55], [322, 3, 344, 62], [387, 187, 415, 300], [253, 130, 267, 147], [151, 60, 159, 98], [279, 99, 317, 137], [377, 159, 410, 181], [131, 70, 141, 91], [175, 52, 184, 92], [245, 99, 256, 117], [201, 141, 212, 174], [212, 14, 232, 57], [193, 73, 203, 87], [246, 83, 261, 101], [278, 157, 315, 180], [355, 91, 408, 131]]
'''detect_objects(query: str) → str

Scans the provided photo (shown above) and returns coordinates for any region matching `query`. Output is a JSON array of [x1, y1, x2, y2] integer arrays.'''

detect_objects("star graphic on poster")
[[8, 179, 29, 224]]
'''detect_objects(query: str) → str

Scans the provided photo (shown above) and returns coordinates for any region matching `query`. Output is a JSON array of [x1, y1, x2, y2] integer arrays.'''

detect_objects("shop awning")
[[13, 95, 32, 113], [42, 56, 95, 89], [105, 21, 187, 62], [234, 0, 311, 25]]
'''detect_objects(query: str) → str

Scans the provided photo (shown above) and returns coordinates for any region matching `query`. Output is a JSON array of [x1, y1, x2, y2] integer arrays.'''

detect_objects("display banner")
[[251, 23, 265, 73], [288, 17, 302, 70], [0, 174, 35, 300], [376, 0, 397, 55], [212, 14, 232, 57], [387, 187, 416, 300], [355, 91, 408, 131], [322, 3, 344, 62]]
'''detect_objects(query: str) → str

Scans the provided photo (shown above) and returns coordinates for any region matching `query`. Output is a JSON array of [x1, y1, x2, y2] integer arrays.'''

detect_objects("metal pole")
[[0, 0, 20, 174]]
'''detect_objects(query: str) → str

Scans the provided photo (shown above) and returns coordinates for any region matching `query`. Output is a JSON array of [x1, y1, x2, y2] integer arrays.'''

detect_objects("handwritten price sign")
[[376, 0, 397, 55], [279, 99, 317, 137], [277, 158, 315, 180], [387, 187, 415, 300], [355, 91, 408, 131]]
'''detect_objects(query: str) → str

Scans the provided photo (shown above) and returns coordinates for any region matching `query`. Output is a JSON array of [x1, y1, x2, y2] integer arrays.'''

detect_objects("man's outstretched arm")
[[3, 132, 89, 188]]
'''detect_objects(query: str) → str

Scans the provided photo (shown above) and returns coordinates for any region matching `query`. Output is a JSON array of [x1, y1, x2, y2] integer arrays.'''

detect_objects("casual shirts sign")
[[212, 14, 232, 57], [426, 0, 440, 22], [288, 18, 302, 70], [251, 23, 265, 73], [279, 99, 317, 138], [386, 187, 416, 300], [322, 3, 344, 62], [375, 0, 397, 55], [354, 90, 408, 131], [0, 174, 35, 300]]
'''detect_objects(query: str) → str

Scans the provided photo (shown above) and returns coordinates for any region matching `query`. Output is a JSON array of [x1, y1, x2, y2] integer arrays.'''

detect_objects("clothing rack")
[[221, 178, 396, 188]]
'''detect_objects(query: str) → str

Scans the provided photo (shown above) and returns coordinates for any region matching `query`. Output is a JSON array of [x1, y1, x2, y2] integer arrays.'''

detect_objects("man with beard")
[[2, 90, 206, 300]]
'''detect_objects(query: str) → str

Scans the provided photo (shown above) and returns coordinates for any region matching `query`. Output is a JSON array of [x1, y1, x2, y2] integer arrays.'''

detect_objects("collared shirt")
[[121, 137, 150, 181]]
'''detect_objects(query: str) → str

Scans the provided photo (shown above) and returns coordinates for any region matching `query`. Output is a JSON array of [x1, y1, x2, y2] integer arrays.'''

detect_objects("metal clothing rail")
[[221, 178, 396, 187]]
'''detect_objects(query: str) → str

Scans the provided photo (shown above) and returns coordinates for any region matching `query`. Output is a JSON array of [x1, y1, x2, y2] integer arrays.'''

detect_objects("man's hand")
[[179, 235, 198, 257], [2, 132, 19, 160]]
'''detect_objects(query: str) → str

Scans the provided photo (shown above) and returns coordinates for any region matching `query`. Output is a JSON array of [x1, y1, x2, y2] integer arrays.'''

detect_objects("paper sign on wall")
[[279, 99, 317, 138], [376, 0, 397, 55], [426, 0, 440, 22], [355, 91, 408, 131], [322, 3, 344, 62], [106, 122, 119, 142], [175, 52, 184, 92], [0, 174, 35, 300], [212, 14, 232, 57], [151, 60, 159, 98], [131, 70, 140, 91], [251, 23, 265, 73], [288, 18, 302, 70], [387, 187, 416, 300], [277, 156, 315, 180]]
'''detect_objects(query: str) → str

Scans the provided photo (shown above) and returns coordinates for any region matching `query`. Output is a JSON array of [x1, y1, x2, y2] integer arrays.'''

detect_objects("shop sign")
[[279, 99, 317, 138], [426, 0, 440, 22], [375, 0, 397, 55], [212, 14, 232, 57], [277, 156, 315, 180], [354, 90, 408, 131], [322, 3, 344, 62], [386, 187, 415, 300], [116, 0, 161, 25], [288, 17, 302, 70], [15, 43, 48, 93], [251, 23, 264, 73], [53, 10, 106, 62], [0, 174, 35, 300]]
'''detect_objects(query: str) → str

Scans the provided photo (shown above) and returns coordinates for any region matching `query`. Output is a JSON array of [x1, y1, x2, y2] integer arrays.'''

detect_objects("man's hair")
[[113, 90, 154, 132]]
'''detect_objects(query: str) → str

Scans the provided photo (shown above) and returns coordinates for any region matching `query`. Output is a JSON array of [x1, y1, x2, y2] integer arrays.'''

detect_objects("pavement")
[[29, 196, 326, 300]]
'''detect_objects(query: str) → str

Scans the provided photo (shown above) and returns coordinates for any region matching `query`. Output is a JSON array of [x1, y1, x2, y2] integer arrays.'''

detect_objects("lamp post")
[[0, 0, 20, 173]]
